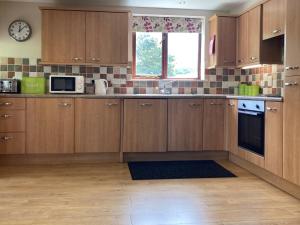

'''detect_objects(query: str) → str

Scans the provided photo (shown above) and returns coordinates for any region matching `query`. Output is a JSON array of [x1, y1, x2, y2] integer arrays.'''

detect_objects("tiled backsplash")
[[0, 57, 284, 96]]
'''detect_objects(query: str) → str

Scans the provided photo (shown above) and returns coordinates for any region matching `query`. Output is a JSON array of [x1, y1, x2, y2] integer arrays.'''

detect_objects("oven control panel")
[[238, 100, 265, 112]]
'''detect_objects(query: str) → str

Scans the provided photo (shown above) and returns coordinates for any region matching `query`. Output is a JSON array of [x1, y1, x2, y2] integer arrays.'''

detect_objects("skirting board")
[[124, 151, 229, 162], [0, 153, 121, 165], [229, 153, 300, 200]]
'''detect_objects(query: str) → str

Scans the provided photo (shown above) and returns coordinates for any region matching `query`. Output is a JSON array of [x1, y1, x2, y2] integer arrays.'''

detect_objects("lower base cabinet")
[[26, 98, 75, 154], [75, 99, 121, 153], [226, 99, 238, 154], [123, 99, 167, 152], [168, 99, 203, 151], [0, 133, 25, 154]]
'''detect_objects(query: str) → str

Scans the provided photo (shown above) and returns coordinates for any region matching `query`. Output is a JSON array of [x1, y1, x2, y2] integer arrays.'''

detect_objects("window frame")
[[132, 32, 202, 80]]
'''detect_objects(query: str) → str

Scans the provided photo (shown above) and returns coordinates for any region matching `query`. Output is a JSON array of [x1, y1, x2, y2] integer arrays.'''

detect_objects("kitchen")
[[0, 0, 300, 224]]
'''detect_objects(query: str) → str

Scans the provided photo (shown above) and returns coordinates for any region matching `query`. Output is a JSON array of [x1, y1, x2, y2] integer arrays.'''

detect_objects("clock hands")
[[19, 25, 27, 32]]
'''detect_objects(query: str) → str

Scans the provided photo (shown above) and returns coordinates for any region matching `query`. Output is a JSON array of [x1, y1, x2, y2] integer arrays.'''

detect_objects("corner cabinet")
[[208, 15, 236, 68], [41, 9, 132, 65], [123, 99, 167, 153], [26, 98, 75, 154]]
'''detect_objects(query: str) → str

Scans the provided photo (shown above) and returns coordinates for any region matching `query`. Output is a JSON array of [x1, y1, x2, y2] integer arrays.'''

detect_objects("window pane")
[[167, 33, 199, 78], [136, 32, 162, 77]]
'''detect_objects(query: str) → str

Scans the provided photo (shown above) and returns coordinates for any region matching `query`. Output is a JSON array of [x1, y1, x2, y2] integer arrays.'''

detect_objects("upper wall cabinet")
[[42, 10, 86, 64], [236, 13, 248, 66], [208, 15, 236, 68], [41, 9, 132, 65], [262, 0, 286, 40]]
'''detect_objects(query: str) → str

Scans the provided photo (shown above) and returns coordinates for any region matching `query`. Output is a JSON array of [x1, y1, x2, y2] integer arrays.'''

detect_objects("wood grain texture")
[[208, 15, 217, 68], [262, 0, 286, 40], [226, 99, 238, 155], [283, 76, 300, 186], [203, 99, 226, 151], [0, 110, 25, 132], [238, 147, 265, 168], [0, 98, 25, 110], [26, 98, 75, 154], [123, 99, 167, 152], [41, 10, 86, 64], [248, 5, 261, 65], [75, 99, 121, 153], [236, 13, 249, 67], [285, 0, 300, 77], [0, 132, 25, 154], [86, 12, 129, 65], [265, 101, 283, 177], [168, 99, 203, 152]]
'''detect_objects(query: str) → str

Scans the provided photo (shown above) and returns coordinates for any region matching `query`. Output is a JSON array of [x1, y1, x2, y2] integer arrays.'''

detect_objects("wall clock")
[[8, 20, 32, 42]]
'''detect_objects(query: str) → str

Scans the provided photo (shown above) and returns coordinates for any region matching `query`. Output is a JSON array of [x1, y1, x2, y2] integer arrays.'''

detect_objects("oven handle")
[[238, 110, 264, 116]]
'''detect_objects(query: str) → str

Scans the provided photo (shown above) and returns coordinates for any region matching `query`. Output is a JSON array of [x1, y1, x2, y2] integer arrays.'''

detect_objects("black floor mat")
[[128, 160, 236, 180]]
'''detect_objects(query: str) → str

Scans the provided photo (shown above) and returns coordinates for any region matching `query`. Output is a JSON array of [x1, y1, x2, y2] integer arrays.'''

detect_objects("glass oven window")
[[51, 77, 75, 91]]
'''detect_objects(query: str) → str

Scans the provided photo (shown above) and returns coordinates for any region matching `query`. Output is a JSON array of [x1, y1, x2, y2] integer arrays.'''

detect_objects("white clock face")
[[8, 20, 32, 42]]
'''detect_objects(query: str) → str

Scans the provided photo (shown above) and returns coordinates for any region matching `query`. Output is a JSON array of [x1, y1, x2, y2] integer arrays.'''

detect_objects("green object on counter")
[[21, 77, 46, 94], [239, 84, 247, 95], [249, 85, 260, 96]]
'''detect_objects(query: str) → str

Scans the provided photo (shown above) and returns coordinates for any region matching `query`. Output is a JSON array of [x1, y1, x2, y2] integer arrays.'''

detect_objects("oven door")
[[50, 77, 76, 93], [238, 110, 265, 156]]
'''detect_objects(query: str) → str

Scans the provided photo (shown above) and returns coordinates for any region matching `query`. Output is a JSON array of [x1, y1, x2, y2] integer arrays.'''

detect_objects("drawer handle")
[[0, 136, 13, 141], [91, 58, 100, 61], [228, 103, 235, 107], [189, 103, 202, 107], [285, 82, 298, 86], [0, 114, 13, 119], [106, 103, 118, 107], [286, 66, 300, 71], [58, 103, 72, 107], [73, 57, 83, 61], [210, 102, 224, 106], [140, 103, 152, 107], [250, 56, 257, 61], [266, 107, 278, 112], [272, 29, 281, 34], [0, 102, 12, 107]]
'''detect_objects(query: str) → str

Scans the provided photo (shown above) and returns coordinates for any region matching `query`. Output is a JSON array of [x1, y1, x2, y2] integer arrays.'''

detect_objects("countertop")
[[0, 93, 283, 101]]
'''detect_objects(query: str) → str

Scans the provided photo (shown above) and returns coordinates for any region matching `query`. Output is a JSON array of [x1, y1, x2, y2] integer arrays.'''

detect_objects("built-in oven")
[[238, 100, 265, 156]]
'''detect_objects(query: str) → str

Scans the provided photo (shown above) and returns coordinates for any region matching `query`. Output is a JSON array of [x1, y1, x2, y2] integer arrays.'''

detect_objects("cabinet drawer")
[[0, 132, 25, 154], [0, 98, 25, 110], [0, 110, 25, 132]]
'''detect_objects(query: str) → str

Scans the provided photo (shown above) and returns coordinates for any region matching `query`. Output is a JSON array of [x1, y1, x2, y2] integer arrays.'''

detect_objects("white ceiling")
[[0, 0, 259, 12]]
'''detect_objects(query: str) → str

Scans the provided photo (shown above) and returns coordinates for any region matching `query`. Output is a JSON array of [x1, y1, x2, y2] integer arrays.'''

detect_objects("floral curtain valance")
[[132, 16, 203, 33]]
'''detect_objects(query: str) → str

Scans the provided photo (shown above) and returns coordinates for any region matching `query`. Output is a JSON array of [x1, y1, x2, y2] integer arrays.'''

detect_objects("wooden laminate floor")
[[0, 160, 299, 225]]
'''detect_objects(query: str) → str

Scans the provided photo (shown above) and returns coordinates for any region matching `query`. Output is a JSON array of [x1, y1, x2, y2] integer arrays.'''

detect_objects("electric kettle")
[[94, 79, 108, 95]]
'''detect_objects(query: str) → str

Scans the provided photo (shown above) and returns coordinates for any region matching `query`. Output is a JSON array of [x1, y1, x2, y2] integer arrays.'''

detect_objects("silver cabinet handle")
[[272, 29, 281, 34], [189, 103, 202, 107], [0, 102, 12, 107], [228, 103, 235, 107], [58, 103, 72, 107], [0, 136, 13, 141], [285, 82, 298, 86], [140, 103, 152, 107], [250, 56, 257, 61], [266, 107, 278, 112], [0, 114, 13, 119], [73, 57, 83, 61], [210, 102, 224, 106], [286, 66, 300, 71], [106, 103, 118, 107], [91, 58, 100, 61]]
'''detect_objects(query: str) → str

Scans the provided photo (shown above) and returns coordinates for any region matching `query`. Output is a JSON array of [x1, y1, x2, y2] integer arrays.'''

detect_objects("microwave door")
[[51, 77, 76, 92]]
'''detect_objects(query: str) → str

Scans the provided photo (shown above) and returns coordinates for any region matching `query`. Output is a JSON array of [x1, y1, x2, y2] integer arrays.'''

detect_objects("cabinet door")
[[86, 12, 129, 65], [226, 99, 238, 155], [263, 0, 285, 40], [285, 0, 300, 77], [265, 102, 283, 177], [75, 99, 121, 153], [208, 16, 217, 68], [217, 17, 236, 67], [123, 99, 167, 152], [237, 13, 249, 66], [203, 99, 225, 151], [41, 10, 85, 64], [283, 77, 300, 185], [168, 99, 203, 152], [26, 98, 75, 154], [0, 133, 25, 154], [248, 6, 261, 65]]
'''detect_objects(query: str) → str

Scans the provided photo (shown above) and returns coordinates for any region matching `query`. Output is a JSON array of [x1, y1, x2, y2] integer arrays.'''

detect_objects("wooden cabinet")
[[0, 110, 25, 132], [168, 99, 203, 152], [26, 98, 75, 154], [285, 0, 300, 77], [0, 98, 25, 110], [203, 99, 226, 151], [226, 99, 238, 155], [86, 12, 131, 65], [265, 102, 283, 177], [263, 0, 285, 40], [248, 6, 261, 65], [236, 13, 248, 67], [283, 77, 300, 186], [123, 99, 167, 152], [42, 10, 86, 64], [75, 99, 121, 153], [0, 133, 25, 154], [208, 15, 236, 68]]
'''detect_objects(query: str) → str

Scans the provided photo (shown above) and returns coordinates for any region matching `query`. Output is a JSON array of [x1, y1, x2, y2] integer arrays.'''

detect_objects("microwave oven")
[[49, 75, 84, 94]]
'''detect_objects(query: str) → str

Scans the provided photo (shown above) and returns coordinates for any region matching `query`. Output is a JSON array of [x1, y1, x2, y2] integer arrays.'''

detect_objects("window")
[[133, 32, 202, 79]]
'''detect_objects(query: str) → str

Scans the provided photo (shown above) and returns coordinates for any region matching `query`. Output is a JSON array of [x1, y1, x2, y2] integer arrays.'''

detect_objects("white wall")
[[0, 1, 219, 67]]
